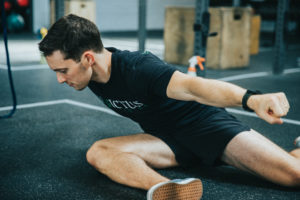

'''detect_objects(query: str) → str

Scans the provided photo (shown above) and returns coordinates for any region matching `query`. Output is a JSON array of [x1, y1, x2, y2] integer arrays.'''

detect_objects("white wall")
[[32, 0, 50, 33], [31, 0, 195, 33], [95, 0, 195, 32]]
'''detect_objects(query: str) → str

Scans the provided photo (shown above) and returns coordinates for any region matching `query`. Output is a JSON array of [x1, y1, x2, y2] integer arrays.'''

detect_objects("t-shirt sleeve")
[[129, 53, 177, 98]]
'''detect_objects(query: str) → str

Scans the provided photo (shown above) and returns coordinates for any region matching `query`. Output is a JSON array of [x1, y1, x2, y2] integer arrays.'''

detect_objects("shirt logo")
[[103, 99, 146, 111]]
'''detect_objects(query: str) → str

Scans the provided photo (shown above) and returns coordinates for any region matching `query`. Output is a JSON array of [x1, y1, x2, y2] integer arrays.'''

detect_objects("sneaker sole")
[[151, 179, 203, 200]]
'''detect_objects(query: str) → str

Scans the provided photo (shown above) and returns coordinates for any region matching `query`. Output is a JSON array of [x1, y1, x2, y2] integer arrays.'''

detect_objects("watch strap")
[[242, 90, 262, 112]]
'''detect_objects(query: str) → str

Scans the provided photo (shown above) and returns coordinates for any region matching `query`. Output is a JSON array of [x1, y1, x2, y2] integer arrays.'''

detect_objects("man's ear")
[[81, 51, 95, 68]]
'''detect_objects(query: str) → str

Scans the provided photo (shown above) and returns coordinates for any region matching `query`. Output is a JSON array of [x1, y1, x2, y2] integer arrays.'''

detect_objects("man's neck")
[[91, 49, 112, 83]]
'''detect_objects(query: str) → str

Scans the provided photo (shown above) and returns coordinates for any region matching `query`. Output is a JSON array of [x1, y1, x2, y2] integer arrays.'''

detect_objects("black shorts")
[[146, 107, 250, 167]]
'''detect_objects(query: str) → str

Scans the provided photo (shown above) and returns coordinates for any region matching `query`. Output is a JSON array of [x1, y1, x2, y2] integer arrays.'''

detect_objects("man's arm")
[[166, 71, 290, 124]]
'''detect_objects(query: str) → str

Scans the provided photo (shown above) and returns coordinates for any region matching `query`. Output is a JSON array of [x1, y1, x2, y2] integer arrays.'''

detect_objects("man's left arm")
[[166, 71, 290, 124]]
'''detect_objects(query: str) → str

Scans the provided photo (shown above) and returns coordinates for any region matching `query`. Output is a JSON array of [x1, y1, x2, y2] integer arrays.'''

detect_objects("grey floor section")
[[0, 38, 300, 199]]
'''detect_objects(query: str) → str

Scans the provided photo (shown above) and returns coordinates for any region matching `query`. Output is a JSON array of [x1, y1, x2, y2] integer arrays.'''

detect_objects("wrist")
[[242, 90, 262, 112], [247, 95, 259, 112]]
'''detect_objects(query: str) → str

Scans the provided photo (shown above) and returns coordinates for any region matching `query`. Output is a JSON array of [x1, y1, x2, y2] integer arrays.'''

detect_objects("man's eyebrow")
[[53, 68, 67, 72]]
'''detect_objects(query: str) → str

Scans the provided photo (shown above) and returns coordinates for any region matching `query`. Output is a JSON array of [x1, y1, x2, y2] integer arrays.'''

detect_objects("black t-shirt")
[[88, 47, 209, 133]]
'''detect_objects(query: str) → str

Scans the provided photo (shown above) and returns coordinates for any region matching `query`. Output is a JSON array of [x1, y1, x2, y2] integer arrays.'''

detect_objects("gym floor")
[[0, 36, 300, 200]]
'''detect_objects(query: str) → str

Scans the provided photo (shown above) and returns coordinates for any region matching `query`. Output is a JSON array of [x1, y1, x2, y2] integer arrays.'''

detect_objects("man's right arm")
[[166, 71, 290, 124]]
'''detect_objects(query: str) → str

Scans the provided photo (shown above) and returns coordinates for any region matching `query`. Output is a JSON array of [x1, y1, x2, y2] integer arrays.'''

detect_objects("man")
[[39, 14, 300, 200]]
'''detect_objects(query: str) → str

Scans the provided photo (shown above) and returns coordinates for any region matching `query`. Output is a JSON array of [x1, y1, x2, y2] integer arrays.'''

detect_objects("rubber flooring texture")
[[1, 50, 300, 200]]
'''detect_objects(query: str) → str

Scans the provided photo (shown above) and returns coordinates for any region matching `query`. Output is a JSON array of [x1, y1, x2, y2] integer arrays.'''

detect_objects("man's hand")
[[248, 92, 290, 124]]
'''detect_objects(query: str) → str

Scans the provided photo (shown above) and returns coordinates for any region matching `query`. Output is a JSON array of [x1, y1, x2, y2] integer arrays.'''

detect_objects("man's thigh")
[[94, 133, 179, 169], [221, 129, 300, 186]]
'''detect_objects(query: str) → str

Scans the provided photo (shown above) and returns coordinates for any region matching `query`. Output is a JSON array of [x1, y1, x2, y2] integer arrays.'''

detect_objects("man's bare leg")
[[86, 133, 179, 190], [221, 129, 300, 187], [290, 148, 300, 159]]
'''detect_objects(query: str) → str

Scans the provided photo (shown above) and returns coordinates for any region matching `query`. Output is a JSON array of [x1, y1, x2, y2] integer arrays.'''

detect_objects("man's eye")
[[60, 70, 67, 74]]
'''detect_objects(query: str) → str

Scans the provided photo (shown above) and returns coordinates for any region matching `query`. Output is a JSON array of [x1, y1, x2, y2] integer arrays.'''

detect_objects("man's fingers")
[[253, 92, 289, 125], [260, 110, 283, 124], [267, 109, 284, 124], [266, 92, 290, 117], [268, 97, 286, 117], [277, 92, 290, 114], [274, 118, 283, 124]]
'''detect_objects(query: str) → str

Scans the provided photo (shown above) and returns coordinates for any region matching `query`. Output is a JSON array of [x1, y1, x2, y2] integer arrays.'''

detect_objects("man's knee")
[[286, 165, 300, 187], [86, 139, 113, 168]]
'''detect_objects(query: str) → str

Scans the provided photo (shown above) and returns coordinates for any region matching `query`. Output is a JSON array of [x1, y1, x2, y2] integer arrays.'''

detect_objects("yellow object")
[[40, 27, 48, 39], [40, 27, 48, 64]]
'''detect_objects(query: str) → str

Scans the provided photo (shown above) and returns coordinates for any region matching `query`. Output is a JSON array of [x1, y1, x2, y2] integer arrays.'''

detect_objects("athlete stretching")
[[39, 14, 300, 200]]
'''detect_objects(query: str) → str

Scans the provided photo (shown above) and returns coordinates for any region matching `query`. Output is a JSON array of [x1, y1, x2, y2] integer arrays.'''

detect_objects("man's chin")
[[74, 85, 87, 91]]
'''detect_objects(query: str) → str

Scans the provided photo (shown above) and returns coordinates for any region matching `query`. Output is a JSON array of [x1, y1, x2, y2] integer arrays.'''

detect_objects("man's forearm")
[[189, 77, 247, 108], [180, 75, 289, 124]]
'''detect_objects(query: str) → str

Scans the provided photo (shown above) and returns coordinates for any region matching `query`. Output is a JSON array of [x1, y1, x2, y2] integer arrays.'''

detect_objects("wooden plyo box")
[[65, 0, 96, 23], [250, 15, 261, 55], [206, 7, 252, 69], [51, 0, 96, 25], [164, 7, 252, 69], [164, 7, 195, 65]]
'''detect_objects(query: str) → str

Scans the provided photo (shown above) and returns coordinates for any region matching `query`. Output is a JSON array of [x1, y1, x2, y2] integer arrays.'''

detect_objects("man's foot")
[[294, 136, 300, 148], [147, 178, 203, 200]]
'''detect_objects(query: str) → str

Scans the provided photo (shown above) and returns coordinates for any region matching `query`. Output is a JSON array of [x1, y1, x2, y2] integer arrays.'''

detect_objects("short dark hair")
[[39, 14, 104, 62]]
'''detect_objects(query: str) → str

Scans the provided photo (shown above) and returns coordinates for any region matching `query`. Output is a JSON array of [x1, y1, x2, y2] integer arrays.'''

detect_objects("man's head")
[[39, 14, 104, 90], [39, 14, 103, 61]]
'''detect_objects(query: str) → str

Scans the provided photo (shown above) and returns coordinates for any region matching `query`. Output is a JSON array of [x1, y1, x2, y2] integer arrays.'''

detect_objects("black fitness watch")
[[242, 90, 262, 112]]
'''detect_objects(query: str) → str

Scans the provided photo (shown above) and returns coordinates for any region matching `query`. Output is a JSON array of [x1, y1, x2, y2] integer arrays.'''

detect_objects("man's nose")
[[56, 73, 66, 84]]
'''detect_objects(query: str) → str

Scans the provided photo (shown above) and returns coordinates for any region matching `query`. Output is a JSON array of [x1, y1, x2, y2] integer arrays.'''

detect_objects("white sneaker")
[[294, 136, 300, 148], [147, 178, 203, 200]]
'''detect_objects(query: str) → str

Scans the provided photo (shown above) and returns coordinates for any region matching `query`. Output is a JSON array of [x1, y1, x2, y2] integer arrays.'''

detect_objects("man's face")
[[46, 50, 92, 91]]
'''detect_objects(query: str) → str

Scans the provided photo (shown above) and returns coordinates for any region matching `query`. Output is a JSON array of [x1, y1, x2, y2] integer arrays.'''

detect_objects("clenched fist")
[[247, 92, 290, 124]]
